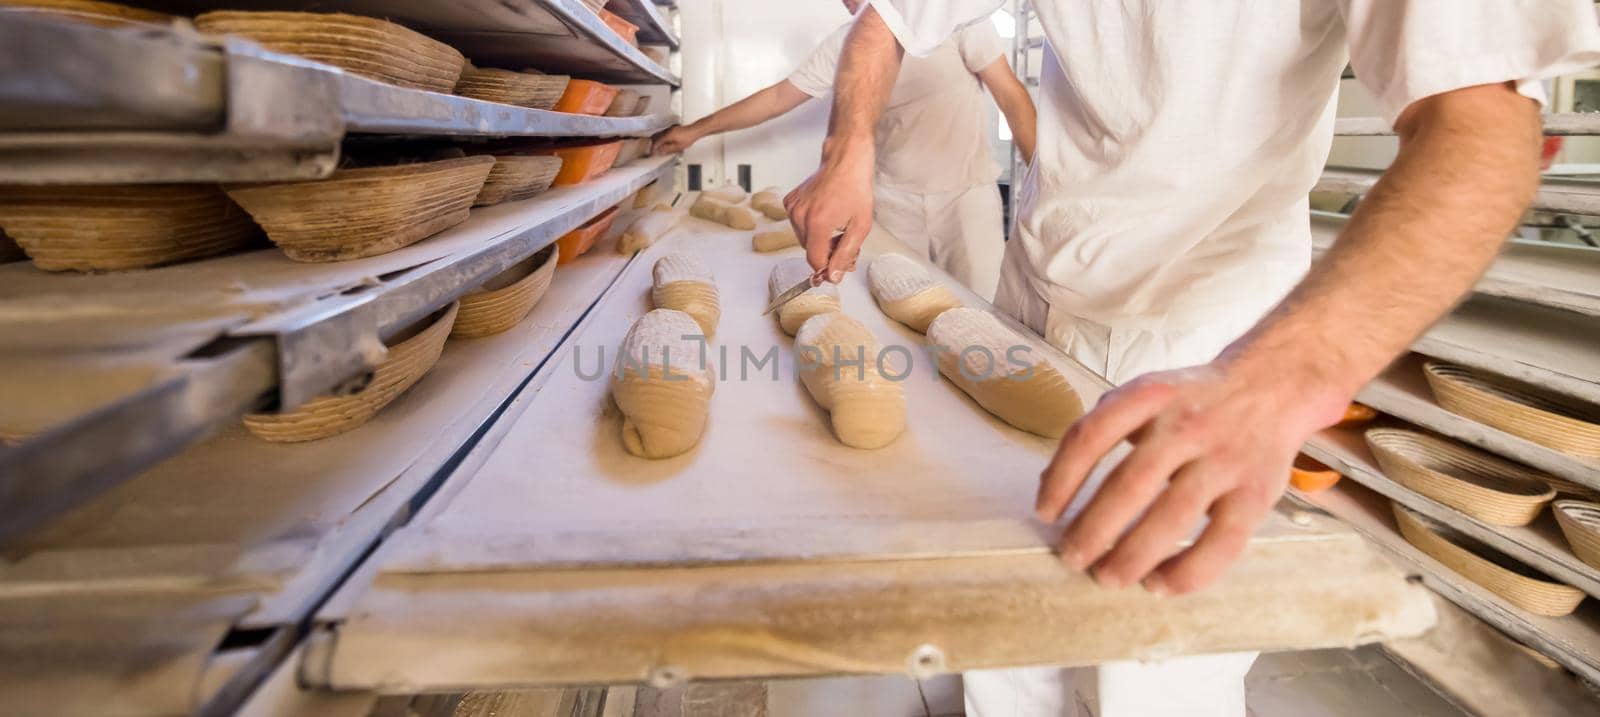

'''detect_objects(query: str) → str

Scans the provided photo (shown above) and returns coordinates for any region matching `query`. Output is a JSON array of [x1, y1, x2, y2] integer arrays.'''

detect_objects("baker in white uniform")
[[653, 0, 1034, 299], [783, 1, 1600, 714]]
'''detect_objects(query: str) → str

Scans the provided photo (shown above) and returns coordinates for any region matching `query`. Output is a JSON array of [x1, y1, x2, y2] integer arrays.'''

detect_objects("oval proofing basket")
[[1554, 500, 1600, 571], [0, 0, 171, 27], [1393, 502, 1584, 617], [194, 11, 466, 93], [452, 245, 558, 338], [225, 155, 495, 262], [1365, 427, 1555, 526], [0, 184, 259, 272], [244, 303, 458, 442], [1424, 361, 1600, 458], [474, 155, 563, 206], [454, 66, 570, 110]]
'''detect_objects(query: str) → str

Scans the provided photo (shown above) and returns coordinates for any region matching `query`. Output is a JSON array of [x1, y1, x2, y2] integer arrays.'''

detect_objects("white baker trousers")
[[873, 182, 1004, 301], [966, 243, 1296, 716]]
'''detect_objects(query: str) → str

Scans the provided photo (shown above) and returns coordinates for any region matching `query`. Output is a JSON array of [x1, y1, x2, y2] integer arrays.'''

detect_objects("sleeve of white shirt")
[[1339, 0, 1600, 124], [867, 0, 1005, 57], [957, 18, 1007, 73], [786, 25, 852, 99]]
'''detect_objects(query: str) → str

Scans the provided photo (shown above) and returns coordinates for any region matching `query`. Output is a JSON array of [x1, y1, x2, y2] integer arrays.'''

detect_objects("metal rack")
[[1317, 165, 1600, 217], [1336, 113, 1600, 137], [607, 0, 678, 48]]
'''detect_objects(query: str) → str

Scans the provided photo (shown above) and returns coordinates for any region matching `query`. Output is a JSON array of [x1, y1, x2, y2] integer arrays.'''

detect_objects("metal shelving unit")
[[0, 15, 675, 184]]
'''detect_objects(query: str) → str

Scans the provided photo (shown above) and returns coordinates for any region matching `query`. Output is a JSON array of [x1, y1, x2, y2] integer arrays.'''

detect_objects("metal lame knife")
[[762, 228, 844, 315]]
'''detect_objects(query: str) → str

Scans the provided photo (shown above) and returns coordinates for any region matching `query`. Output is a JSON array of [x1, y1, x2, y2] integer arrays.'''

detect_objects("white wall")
[[677, 0, 850, 191]]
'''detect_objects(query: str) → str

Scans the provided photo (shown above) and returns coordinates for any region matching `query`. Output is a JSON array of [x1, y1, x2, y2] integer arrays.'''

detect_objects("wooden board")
[[305, 215, 1434, 691]]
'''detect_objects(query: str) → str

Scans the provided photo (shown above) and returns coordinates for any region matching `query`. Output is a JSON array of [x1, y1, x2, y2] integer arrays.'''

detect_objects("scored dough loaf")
[[651, 252, 720, 337], [926, 308, 1084, 438], [794, 311, 906, 449], [701, 183, 748, 204], [752, 227, 799, 253], [867, 253, 963, 333], [751, 187, 787, 220], [689, 195, 756, 230], [611, 309, 715, 458], [618, 204, 681, 255], [769, 257, 840, 336]]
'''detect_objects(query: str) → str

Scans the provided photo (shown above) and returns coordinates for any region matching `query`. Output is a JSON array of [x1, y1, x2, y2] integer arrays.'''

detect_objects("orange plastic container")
[[545, 141, 623, 186], [597, 8, 639, 46], [1337, 402, 1378, 428], [554, 79, 620, 116], [557, 205, 621, 264], [1290, 454, 1340, 493]]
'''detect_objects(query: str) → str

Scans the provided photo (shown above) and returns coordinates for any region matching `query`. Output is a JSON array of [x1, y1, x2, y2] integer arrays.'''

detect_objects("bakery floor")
[[764, 646, 1464, 717]]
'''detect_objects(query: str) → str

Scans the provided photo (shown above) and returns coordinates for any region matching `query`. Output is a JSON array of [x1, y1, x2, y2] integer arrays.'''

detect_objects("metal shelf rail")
[[1336, 113, 1600, 137], [608, 0, 678, 48], [0, 156, 678, 546], [0, 15, 675, 184], [1316, 165, 1600, 217]]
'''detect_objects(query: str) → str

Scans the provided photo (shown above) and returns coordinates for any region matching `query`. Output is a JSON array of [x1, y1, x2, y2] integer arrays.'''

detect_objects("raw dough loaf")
[[632, 181, 662, 209], [689, 195, 756, 230], [701, 183, 747, 204], [612, 309, 715, 458], [769, 257, 840, 336], [651, 252, 720, 337], [618, 204, 680, 254], [751, 187, 787, 220], [752, 227, 799, 253], [794, 311, 905, 449], [926, 308, 1084, 438], [867, 253, 963, 333]]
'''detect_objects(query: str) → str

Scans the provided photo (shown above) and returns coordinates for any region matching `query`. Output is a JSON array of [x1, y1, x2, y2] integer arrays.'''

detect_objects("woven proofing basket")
[[1393, 502, 1584, 617], [604, 89, 641, 117], [225, 155, 494, 263], [244, 302, 458, 442], [452, 246, 557, 338], [0, 0, 171, 26], [0, 227, 28, 263], [1554, 500, 1600, 570], [0, 184, 260, 272], [1424, 361, 1600, 458], [1365, 427, 1555, 526], [454, 67, 570, 110], [474, 155, 563, 206], [194, 11, 466, 93]]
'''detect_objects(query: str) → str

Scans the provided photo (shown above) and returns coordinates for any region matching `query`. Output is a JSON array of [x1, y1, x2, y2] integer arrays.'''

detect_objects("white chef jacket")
[[788, 20, 1006, 194], [868, 0, 1600, 327]]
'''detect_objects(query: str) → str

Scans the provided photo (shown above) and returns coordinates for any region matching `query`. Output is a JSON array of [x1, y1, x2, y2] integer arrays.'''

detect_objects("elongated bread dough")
[[690, 195, 756, 230], [651, 252, 720, 337], [612, 309, 715, 458], [751, 187, 787, 220], [926, 308, 1084, 438], [618, 205, 680, 255], [867, 253, 963, 333], [752, 227, 799, 253], [769, 257, 840, 336], [702, 183, 747, 204], [794, 312, 905, 449], [632, 181, 662, 209]]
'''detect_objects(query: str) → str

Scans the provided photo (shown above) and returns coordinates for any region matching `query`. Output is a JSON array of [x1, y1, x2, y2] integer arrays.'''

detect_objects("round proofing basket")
[[0, 184, 260, 272], [474, 155, 563, 206], [244, 303, 458, 442], [1365, 427, 1555, 526], [452, 245, 558, 338], [1393, 502, 1585, 617], [225, 155, 494, 263], [604, 89, 641, 117], [454, 67, 570, 110], [194, 11, 466, 93], [1554, 500, 1600, 570], [0, 0, 171, 26], [1424, 361, 1600, 458]]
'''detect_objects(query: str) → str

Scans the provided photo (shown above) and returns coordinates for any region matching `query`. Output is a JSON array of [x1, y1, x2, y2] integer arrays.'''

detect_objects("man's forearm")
[[688, 83, 806, 138], [1221, 83, 1541, 410], [820, 6, 903, 168]]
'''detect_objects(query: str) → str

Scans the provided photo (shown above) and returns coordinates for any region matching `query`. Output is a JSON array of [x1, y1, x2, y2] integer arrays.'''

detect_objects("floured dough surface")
[[752, 227, 799, 253], [611, 309, 715, 458], [702, 183, 748, 204], [927, 308, 1084, 438], [689, 196, 756, 230], [618, 206, 681, 255], [651, 252, 720, 337], [794, 311, 905, 449], [868, 253, 963, 333], [751, 188, 787, 220], [769, 257, 839, 336]]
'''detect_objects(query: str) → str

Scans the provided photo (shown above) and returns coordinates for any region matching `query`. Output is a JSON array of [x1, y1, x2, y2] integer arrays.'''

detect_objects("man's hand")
[[1037, 361, 1348, 596], [653, 125, 701, 156], [785, 140, 875, 282]]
